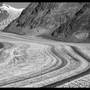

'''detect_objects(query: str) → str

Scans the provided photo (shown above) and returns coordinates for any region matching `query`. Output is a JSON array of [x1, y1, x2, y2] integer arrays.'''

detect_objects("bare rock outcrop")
[[2, 3, 83, 36], [3, 2, 90, 43], [52, 3, 90, 43]]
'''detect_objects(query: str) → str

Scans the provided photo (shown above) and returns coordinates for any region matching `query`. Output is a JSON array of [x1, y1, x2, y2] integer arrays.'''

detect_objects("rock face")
[[2, 2, 90, 43], [2, 3, 83, 35], [52, 3, 90, 43]]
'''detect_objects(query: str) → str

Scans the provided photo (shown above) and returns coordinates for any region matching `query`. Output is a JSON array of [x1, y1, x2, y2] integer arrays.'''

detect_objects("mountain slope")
[[2, 3, 83, 35], [2, 2, 90, 43], [51, 3, 90, 43]]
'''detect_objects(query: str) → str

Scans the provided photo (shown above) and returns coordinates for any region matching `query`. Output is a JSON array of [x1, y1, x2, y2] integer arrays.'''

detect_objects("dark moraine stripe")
[[0, 42, 4, 49]]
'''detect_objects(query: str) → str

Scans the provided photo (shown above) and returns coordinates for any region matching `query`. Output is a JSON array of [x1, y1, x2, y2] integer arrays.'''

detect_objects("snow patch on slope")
[[0, 3, 24, 30]]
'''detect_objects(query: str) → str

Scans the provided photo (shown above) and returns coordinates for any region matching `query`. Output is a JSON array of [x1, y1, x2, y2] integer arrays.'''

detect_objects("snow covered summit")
[[0, 3, 24, 30]]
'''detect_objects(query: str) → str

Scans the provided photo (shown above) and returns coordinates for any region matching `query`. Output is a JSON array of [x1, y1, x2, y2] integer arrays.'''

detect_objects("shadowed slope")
[[2, 3, 84, 37]]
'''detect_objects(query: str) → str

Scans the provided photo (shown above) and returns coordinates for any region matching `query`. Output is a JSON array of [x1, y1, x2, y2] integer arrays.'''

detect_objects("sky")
[[4, 2, 30, 9]]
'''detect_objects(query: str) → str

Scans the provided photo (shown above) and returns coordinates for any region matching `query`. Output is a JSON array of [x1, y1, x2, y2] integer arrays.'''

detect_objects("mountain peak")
[[0, 3, 24, 30]]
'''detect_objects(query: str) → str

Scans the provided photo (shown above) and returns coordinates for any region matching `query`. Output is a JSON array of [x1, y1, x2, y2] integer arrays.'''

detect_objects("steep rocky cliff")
[[51, 3, 90, 42], [2, 2, 89, 43], [2, 3, 83, 35]]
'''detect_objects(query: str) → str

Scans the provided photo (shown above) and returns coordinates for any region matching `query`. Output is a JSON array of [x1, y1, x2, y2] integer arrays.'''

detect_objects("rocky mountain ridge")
[[2, 2, 90, 43]]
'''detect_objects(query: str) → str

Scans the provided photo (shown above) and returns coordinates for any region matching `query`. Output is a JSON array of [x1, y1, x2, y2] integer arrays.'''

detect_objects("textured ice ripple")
[[0, 37, 89, 88]]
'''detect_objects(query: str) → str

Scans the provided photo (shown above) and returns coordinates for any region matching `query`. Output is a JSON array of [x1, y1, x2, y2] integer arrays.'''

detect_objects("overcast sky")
[[5, 2, 30, 8]]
